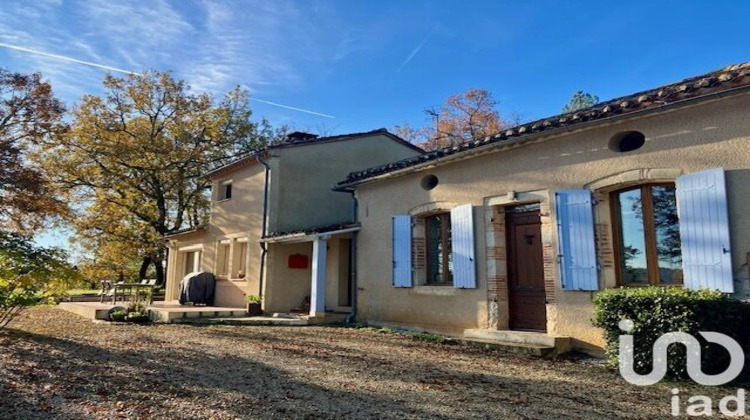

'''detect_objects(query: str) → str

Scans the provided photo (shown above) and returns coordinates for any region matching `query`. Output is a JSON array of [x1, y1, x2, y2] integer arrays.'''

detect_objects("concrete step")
[[149, 308, 247, 323], [464, 329, 572, 354], [460, 337, 556, 357], [171, 316, 309, 326]]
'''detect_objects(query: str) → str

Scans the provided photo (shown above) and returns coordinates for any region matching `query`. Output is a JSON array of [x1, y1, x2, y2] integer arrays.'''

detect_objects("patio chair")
[[98, 280, 113, 303], [108, 281, 130, 303]]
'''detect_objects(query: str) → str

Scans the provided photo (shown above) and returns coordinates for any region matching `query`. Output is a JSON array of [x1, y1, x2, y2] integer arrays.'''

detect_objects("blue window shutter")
[[677, 168, 733, 293], [450, 204, 476, 289], [392, 215, 413, 287], [556, 190, 598, 291]]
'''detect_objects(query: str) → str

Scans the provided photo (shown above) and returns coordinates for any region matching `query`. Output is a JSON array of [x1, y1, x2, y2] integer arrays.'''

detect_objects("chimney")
[[285, 131, 319, 143]]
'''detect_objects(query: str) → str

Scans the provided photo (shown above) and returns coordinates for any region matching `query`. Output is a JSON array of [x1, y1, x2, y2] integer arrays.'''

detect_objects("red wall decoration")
[[288, 254, 309, 269]]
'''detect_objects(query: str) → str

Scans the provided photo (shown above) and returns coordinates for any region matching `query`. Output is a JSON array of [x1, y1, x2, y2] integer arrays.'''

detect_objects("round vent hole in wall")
[[420, 175, 439, 190], [609, 131, 646, 153]]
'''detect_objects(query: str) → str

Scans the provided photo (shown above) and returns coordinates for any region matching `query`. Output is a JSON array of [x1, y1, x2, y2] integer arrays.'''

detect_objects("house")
[[163, 129, 423, 314], [335, 62, 750, 354]]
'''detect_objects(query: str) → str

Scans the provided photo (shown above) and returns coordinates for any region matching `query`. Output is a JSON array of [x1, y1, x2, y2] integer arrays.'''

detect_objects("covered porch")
[[262, 224, 358, 318]]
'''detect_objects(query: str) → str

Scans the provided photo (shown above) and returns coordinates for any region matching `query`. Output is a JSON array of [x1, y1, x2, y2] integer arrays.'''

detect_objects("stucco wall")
[[263, 235, 353, 314], [353, 93, 750, 351], [325, 237, 353, 311], [164, 161, 270, 307], [264, 242, 313, 313], [165, 133, 419, 309], [271, 134, 422, 233]]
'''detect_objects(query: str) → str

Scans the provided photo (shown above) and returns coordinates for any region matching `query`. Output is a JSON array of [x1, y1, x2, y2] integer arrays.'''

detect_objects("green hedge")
[[592, 287, 750, 380]]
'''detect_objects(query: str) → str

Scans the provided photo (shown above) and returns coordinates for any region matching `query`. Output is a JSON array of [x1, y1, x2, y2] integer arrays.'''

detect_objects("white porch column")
[[310, 236, 328, 317], [165, 247, 178, 301]]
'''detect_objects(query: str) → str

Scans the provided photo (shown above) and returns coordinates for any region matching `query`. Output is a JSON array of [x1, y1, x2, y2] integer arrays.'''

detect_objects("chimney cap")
[[285, 131, 319, 142]]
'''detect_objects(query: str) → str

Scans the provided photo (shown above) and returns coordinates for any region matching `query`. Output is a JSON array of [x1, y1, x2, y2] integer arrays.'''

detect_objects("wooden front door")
[[506, 205, 547, 332]]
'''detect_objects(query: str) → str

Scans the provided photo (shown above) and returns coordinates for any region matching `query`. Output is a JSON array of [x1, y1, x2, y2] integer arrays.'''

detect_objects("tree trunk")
[[154, 259, 165, 286], [138, 256, 152, 280]]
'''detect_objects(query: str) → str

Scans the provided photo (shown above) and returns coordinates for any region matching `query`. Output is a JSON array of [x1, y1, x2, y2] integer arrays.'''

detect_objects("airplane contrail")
[[0, 42, 140, 75], [249, 98, 335, 119], [0, 41, 335, 118], [397, 25, 438, 73]]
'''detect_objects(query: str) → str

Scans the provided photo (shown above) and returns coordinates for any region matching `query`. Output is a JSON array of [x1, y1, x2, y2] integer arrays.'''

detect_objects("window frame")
[[610, 182, 682, 287], [235, 241, 248, 279], [218, 180, 233, 201], [424, 212, 453, 286], [216, 242, 230, 277], [183, 250, 201, 276]]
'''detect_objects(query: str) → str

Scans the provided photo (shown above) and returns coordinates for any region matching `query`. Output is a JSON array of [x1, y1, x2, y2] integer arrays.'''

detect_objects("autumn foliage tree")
[[395, 88, 515, 150], [37, 71, 279, 284], [0, 69, 67, 231]]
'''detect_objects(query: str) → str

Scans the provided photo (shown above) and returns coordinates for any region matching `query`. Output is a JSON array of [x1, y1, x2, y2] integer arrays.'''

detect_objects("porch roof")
[[262, 222, 360, 243], [164, 224, 208, 239]]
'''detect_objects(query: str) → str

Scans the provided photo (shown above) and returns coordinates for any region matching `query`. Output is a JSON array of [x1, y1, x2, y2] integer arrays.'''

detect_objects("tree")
[[0, 231, 80, 329], [37, 71, 279, 285], [0, 69, 68, 231], [562, 90, 599, 113], [394, 89, 514, 151]]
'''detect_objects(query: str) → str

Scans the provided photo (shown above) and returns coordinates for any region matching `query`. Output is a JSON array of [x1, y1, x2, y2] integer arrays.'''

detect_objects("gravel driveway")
[[0, 307, 737, 419]]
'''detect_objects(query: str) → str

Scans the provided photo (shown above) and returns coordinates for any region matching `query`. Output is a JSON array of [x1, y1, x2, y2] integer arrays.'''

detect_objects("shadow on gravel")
[[0, 329, 429, 419]]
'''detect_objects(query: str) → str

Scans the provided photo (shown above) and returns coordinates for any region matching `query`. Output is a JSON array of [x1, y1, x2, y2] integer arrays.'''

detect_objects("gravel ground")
[[0, 307, 739, 419]]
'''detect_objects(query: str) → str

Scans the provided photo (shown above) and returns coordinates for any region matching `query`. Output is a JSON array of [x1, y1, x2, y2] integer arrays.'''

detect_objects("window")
[[217, 243, 230, 276], [612, 184, 682, 286], [425, 212, 453, 285], [183, 250, 201, 276], [219, 180, 232, 200], [235, 241, 247, 278]]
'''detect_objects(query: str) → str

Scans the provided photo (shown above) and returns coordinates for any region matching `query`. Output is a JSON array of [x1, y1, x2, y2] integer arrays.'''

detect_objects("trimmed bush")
[[592, 287, 750, 380]]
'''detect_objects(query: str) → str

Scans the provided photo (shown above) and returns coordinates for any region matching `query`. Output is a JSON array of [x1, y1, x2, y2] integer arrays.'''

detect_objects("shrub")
[[593, 287, 750, 380], [0, 231, 80, 329], [110, 310, 127, 322], [245, 295, 262, 304]]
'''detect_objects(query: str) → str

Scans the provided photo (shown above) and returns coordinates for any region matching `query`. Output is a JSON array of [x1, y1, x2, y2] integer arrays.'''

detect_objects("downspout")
[[345, 190, 358, 323], [257, 154, 271, 298]]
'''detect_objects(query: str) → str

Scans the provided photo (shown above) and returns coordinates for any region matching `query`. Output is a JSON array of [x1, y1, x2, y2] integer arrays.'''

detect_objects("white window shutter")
[[451, 204, 476, 289], [392, 215, 413, 287], [556, 190, 598, 291], [677, 168, 733, 293]]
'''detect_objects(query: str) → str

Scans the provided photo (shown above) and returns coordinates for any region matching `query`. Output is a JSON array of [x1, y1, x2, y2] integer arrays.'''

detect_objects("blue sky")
[[2, 0, 749, 251]]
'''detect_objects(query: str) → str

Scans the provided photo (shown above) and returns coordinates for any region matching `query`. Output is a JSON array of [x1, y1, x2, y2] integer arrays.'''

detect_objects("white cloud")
[[181, 0, 303, 93], [0, 0, 350, 116]]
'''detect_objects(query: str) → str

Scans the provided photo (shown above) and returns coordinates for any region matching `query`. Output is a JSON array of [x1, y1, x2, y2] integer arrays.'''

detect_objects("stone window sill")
[[410, 286, 457, 296]]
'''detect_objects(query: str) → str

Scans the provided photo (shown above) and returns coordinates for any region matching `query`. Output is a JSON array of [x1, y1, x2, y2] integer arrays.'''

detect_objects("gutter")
[[345, 190, 359, 324], [334, 84, 750, 191], [260, 226, 361, 244], [257, 154, 271, 298]]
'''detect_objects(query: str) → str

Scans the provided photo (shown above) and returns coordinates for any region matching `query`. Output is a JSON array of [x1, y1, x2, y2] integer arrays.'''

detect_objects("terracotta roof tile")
[[205, 128, 423, 180], [337, 61, 750, 188]]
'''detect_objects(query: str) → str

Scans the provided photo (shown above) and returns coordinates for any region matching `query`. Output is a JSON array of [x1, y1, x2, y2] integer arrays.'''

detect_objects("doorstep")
[[463, 329, 572, 355]]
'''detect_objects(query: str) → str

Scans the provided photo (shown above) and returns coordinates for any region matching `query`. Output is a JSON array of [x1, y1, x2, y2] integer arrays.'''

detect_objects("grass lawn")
[[0, 307, 740, 419], [64, 288, 101, 296]]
